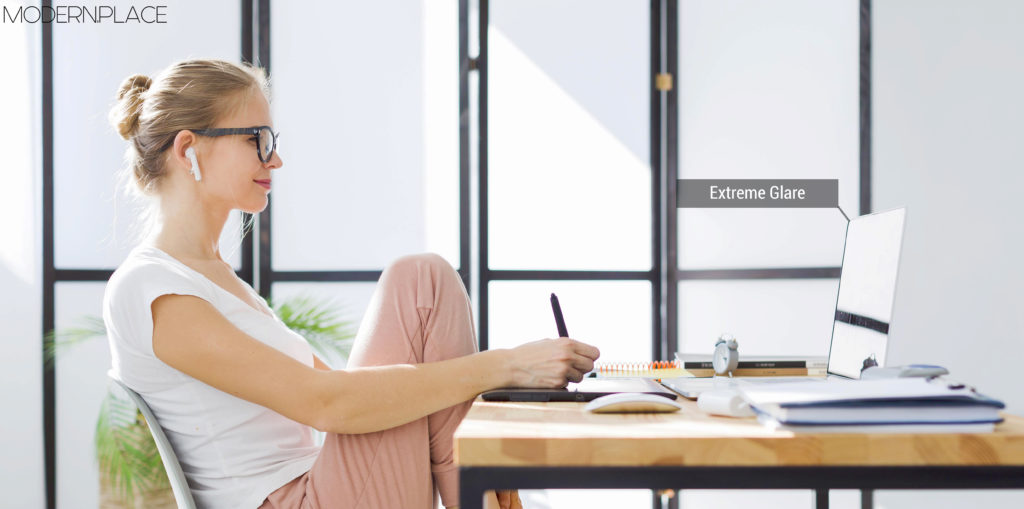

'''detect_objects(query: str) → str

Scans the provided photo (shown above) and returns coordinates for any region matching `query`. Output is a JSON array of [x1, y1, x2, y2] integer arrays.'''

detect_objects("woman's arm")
[[313, 355, 330, 371], [151, 294, 597, 434]]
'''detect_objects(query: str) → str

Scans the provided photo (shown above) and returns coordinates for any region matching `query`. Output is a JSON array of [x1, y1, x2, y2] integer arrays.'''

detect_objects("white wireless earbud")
[[185, 147, 202, 182]]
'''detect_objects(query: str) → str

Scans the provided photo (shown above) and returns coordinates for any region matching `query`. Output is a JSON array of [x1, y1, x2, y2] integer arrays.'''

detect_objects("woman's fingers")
[[565, 367, 584, 384], [572, 352, 596, 373], [569, 338, 601, 360]]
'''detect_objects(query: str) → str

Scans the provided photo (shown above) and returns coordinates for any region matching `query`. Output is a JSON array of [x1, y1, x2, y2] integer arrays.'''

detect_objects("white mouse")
[[585, 393, 683, 414]]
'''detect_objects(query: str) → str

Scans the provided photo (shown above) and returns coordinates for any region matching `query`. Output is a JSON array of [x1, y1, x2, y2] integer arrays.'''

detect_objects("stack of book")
[[738, 377, 1005, 433], [593, 355, 829, 379], [675, 354, 828, 377]]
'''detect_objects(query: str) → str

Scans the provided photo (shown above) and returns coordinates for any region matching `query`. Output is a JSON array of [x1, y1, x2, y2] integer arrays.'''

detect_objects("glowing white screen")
[[828, 208, 906, 378]]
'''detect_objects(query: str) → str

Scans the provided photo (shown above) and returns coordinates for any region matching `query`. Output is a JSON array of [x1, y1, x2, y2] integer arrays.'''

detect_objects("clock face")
[[713, 343, 730, 373]]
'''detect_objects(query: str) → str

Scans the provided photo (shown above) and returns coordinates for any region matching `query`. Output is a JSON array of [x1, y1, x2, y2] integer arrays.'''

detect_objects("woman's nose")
[[268, 150, 283, 169]]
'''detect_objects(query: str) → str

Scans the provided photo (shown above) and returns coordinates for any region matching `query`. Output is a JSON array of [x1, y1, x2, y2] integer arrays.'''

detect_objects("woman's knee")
[[386, 252, 456, 278]]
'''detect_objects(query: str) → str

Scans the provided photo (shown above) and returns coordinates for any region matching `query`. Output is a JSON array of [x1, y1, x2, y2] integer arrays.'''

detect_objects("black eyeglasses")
[[190, 125, 280, 163]]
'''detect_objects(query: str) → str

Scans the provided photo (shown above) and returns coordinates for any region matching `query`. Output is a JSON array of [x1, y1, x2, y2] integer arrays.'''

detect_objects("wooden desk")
[[455, 398, 1024, 509]]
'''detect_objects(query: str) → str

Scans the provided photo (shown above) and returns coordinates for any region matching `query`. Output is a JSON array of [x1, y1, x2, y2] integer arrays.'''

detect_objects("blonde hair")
[[107, 58, 270, 249]]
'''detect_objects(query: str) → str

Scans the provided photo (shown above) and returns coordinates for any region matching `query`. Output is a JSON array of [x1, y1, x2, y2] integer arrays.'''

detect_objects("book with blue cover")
[[738, 377, 1005, 429]]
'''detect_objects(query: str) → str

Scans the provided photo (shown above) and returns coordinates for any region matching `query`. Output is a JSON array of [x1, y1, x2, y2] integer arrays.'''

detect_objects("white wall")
[[875, 0, 1024, 410], [0, 13, 45, 509], [873, 1, 1024, 506]]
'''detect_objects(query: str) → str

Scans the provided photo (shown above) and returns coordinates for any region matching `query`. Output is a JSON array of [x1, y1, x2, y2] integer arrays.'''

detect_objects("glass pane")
[[680, 490, 814, 509], [55, 282, 109, 509], [488, 281, 652, 363], [488, 0, 651, 271], [876, 490, 1024, 509], [270, 282, 381, 368], [521, 489, 653, 509], [270, 0, 460, 271], [53, 0, 241, 269], [678, 279, 838, 358], [677, 0, 859, 269], [0, 18, 43, 504], [2, 17, 38, 289]]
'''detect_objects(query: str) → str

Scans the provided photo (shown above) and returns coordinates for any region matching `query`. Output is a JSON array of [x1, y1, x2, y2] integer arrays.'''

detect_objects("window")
[[38, 2, 869, 508]]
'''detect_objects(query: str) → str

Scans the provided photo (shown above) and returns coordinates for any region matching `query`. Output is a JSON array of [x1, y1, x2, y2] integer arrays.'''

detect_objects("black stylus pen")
[[550, 293, 569, 338], [551, 293, 596, 378]]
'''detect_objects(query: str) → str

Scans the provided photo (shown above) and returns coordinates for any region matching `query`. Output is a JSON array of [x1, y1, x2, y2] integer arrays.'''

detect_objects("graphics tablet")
[[481, 377, 677, 402]]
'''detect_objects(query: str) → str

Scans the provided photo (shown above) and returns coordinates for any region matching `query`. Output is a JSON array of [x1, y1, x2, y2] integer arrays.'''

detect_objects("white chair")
[[109, 376, 197, 509]]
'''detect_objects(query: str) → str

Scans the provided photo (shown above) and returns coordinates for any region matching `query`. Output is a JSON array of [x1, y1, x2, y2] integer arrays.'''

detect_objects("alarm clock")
[[713, 334, 739, 376]]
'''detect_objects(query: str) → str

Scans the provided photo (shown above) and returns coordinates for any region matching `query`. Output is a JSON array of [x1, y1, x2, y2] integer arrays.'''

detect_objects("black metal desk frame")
[[459, 465, 1024, 509]]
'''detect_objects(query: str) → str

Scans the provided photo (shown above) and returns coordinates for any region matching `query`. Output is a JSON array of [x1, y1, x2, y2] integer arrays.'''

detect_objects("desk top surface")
[[454, 398, 1024, 467]]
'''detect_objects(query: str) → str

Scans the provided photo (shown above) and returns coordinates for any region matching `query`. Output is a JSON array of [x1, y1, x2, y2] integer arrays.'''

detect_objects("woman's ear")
[[171, 130, 199, 178]]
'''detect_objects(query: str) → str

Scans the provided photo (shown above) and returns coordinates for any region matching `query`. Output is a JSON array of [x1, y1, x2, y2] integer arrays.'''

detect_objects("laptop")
[[661, 207, 907, 398]]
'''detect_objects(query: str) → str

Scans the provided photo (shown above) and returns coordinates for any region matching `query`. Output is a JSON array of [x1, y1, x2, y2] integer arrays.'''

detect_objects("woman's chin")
[[240, 198, 269, 214]]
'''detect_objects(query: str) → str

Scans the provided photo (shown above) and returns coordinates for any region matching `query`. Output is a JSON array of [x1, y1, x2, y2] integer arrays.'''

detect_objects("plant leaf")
[[96, 389, 170, 503], [44, 315, 107, 369], [267, 293, 357, 362]]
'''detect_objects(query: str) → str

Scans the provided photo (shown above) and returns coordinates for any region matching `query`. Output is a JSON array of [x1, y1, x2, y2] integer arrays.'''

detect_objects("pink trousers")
[[258, 253, 478, 509]]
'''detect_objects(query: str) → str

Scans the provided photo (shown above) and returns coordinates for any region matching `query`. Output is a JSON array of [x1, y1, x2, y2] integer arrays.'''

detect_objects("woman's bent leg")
[[260, 253, 478, 509]]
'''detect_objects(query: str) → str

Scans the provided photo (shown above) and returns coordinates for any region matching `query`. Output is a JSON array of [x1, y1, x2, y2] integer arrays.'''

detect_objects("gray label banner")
[[677, 179, 839, 208]]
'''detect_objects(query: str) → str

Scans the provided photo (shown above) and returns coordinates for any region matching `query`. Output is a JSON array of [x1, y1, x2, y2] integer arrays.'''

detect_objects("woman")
[[103, 59, 600, 509]]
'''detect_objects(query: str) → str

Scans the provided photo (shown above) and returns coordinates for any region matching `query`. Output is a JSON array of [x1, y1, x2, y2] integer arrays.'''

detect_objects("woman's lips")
[[254, 179, 271, 190]]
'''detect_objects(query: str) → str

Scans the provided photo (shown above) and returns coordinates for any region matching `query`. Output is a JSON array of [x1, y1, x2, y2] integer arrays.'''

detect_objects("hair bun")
[[116, 74, 152, 99], [111, 74, 152, 140]]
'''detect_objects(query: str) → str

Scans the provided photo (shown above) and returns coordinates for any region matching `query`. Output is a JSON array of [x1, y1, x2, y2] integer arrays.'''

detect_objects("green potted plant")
[[45, 294, 357, 509]]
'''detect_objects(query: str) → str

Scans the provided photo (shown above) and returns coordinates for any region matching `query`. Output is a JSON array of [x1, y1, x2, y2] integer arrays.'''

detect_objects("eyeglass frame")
[[162, 126, 280, 163]]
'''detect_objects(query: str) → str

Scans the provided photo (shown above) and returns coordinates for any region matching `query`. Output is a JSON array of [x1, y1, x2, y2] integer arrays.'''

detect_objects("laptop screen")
[[827, 208, 907, 379]]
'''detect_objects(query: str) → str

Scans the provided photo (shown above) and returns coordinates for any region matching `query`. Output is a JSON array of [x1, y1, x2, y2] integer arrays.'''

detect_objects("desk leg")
[[815, 489, 829, 509], [459, 467, 486, 509], [861, 489, 873, 509]]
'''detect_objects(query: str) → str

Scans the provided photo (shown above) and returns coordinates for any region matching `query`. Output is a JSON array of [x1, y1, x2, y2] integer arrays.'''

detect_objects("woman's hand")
[[506, 337, 600, 388]]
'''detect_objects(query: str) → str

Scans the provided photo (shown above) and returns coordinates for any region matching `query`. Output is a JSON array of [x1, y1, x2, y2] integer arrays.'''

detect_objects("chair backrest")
[[109, 376, 198, 509]]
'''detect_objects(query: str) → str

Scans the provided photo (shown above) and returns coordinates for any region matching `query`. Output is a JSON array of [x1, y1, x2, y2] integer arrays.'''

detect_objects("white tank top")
[[103, 244, 320, 509]]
